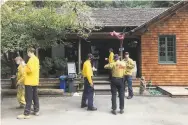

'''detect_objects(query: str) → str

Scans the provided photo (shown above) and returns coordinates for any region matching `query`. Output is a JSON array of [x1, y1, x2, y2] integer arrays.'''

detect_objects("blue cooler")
[[59, 75, 67, 90]]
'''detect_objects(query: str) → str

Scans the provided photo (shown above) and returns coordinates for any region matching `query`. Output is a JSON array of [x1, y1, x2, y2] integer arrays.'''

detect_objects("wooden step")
[[1, 89, 64, 96], [1, 78, 140, 90]]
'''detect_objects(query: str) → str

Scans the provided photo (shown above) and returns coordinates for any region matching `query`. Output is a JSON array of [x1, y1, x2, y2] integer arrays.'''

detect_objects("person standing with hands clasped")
[[104, 54, 126, 115], [81, 53, 97, 111], [123, 52, 135, 99], [17, 48, 40, 119]]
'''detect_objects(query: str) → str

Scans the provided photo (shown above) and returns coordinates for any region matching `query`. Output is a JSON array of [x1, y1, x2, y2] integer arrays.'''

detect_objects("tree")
[[1, 1, 101, 78], [151, 1, 180, 7], [85, 1, 151, 8]]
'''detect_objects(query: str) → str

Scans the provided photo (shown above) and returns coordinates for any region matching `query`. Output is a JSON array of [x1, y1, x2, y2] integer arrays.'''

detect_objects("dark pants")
[[93, 60, 98, 69], [109, 70, 112, 80], [81, 78, 94, 108], [111, 77, 125, 110], [24, 86, 39, 115], [124, 75, 133, 97]]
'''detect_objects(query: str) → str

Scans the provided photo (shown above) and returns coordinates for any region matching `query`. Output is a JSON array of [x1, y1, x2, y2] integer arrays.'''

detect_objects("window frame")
[[158, 35, 176, 64]]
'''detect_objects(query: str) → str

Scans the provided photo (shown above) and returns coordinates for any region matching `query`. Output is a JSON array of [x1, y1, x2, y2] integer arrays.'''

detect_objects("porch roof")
[[66, 32, 139, 39], [91, 8, 167, 27]]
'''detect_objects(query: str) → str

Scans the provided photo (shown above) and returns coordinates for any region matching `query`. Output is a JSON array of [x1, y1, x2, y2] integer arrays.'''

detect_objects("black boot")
[[81, 104, 88, 108], [87, 107, 97, 111], [111, 110, 117, 115], [127, 96, 133, 99], [120, 109, 124, 114]]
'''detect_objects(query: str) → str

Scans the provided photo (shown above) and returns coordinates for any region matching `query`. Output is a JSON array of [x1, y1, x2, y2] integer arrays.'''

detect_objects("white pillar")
[[78, 38, 81, 73]]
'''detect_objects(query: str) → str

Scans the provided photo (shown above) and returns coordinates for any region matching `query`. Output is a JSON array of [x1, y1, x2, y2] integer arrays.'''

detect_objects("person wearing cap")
[[81, 53, 97, 111], [105, 48, 114, 79], [123, 52, 135, 99], [104, 54, 126, 115], [15, 57, 26, 109]]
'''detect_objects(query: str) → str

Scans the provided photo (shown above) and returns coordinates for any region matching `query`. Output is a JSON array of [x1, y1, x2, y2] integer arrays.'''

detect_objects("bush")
[[1, 64, 11, 79], [41, 57, 68, 78]]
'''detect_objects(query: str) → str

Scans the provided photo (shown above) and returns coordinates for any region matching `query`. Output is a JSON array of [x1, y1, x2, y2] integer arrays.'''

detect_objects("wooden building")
[[65, 8, 167, 76], [41, 1, 188, 86], [130, 1, 188, 85]]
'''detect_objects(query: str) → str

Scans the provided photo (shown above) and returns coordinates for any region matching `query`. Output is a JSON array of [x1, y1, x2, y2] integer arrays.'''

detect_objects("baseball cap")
[[114, 54, 119, 60], [88, 53, 93, 59]]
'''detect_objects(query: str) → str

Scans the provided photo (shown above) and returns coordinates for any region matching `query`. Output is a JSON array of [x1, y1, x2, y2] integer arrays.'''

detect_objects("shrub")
[[41, 57, 68, 77]]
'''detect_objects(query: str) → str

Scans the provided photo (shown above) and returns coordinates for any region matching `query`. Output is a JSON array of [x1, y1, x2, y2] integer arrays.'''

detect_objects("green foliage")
[[1, 1, 101, 77], [151, 1, 180, 8], [147, 80, 152, 87], [1, 1, 101, 53], [41, 57, 68, 77], [85, 1, 152, 8], [42, 57, 54, 70], [148, 88, 163, 95], [53, 57, 68, 70], [1, 63, 11, 79], [85, 1, 179, 8]]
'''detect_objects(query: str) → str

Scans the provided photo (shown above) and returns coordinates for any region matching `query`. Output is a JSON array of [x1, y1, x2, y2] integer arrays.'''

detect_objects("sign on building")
[[67, 62, 76, 76]]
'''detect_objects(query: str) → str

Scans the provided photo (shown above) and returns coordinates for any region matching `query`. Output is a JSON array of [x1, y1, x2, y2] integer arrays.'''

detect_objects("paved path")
[[1, 96, 188, 125], [158, 86, 188, 97]]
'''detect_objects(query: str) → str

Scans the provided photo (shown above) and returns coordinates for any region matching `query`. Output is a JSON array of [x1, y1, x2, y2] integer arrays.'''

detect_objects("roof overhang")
[[66, 32, 140, 40], [129, 1, 188, 36]]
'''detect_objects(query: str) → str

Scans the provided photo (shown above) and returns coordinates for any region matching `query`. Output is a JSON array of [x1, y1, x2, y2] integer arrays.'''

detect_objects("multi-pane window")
[[158, 35, 176, 63]]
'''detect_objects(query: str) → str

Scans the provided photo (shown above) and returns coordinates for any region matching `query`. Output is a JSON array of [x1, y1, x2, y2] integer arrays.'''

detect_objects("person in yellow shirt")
[[17, 48, 40, 119], [15, 57, 26, 109], [105, 48, 114, 80], [81, 53, 97, 111], [104, 54, 126, 115], [123, 52, 135, 99]]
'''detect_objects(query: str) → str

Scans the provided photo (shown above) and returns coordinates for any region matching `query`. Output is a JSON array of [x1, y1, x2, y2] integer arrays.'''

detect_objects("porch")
[[65, 31, 141, 78]]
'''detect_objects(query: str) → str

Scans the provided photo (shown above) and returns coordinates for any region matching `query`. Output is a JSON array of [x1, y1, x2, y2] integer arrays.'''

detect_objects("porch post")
[[78, 38, 81, 73], [36, 48, 39, 58], [120, 40, 123, 60]]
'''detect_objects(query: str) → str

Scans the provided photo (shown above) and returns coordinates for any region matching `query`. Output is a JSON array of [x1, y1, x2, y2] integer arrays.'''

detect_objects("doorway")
[[81, 38, 141, 77]]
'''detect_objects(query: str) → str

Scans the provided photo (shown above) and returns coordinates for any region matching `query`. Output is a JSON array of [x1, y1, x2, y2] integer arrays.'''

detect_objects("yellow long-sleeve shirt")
[[104, 60, 126, 78], [82, 60, 93, 84], [16, 65, 25, 85], [24, 55, 40, 86], [109, 52, 114, 63], [123, 58, 135, 76]]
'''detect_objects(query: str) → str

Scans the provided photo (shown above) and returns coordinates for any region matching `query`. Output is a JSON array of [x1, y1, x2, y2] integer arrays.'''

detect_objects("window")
[[158, 35, 176, 63]]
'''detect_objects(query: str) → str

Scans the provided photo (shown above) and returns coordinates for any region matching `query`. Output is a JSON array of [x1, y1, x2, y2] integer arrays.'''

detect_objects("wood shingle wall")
[[141, 6, 188, 85]]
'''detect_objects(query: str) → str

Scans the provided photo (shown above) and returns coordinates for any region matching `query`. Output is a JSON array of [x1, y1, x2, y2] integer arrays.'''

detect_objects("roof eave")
[[130, 1, 188, 35]]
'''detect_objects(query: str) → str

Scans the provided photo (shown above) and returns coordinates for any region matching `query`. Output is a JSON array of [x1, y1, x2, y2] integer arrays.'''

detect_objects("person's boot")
[[16, 104, 25, 109], [34, 112, 40, 116], [87, 107, 97, 111], [81, 104, 88, 108], [111, 110, 117, 115], [120, 109, 124, 114], [127, 96, 133, 99], [17, 114, 30, 119]]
